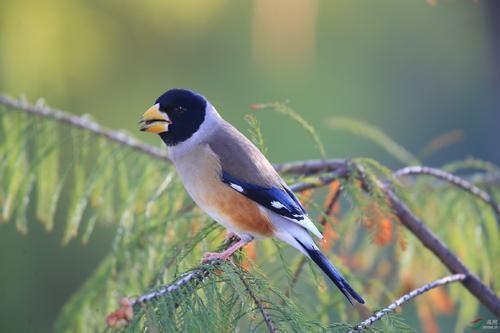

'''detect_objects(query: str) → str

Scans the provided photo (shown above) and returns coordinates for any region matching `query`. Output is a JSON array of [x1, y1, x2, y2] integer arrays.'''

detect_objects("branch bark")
[[233, 263, 277, 333], [279, 159, 500, 316], [395, 165, 500, 215], [106, 264, 217, 328], [350, 274, 467, 332], [384, 186, 500, 316], [0, 94, 170, 161]]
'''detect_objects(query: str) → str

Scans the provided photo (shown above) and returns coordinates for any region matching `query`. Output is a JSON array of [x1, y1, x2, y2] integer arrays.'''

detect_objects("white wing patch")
[[290, 215, 323, 239], [230, 183, 244, 192], [222, 172, 322, 239], [271, 200, 286, 209]]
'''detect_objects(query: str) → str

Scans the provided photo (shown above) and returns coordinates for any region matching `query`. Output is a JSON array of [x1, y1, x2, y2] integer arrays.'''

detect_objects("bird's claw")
[[224, 231, 239, 243], [201, 251, 230, 264]]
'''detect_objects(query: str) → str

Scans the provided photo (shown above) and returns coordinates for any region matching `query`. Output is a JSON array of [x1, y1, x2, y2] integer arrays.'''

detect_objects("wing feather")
[[207, 122, 322, 238]]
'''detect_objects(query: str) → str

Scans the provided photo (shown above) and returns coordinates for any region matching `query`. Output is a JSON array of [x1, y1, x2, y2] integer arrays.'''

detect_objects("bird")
[[139, 88, 365, 305]]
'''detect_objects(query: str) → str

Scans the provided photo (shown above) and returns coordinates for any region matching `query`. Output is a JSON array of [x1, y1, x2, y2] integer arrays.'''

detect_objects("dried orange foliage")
[[375, 259, 392, 278], [320, 181, 341, 251], [298, 189, 314, 209], [242, 242, 257, 270], [396, 223, 408, 251], [337, 254, 364, 271], [106, 298, 133, 328], [401, 263, 455, 333], [321, 223, 339, 252], [417, 288, 454, 333], [190, 218, 202, 234], [322, 181, 341, 214], [362, 202, 396, 247], [362, 202, 380, 229], [374, 219, 393, 246], [422, 130, 464, 156], [427, 287, 455, 314], [165, 228, 177, 243], [398, 237, 408, 251], [417, 300, 440, 333], [400, 272, 416, 294]]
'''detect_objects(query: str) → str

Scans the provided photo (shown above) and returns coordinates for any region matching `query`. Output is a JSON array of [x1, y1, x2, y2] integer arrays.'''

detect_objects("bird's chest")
[[170, 145, 222, 203], [169, 145, 273, 237]]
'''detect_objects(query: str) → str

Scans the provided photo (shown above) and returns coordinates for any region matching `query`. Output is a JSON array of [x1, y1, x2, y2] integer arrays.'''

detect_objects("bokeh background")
[[0, 1, 498, 332]]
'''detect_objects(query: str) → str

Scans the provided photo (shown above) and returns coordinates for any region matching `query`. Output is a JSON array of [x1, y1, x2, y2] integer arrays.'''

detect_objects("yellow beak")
[[139, 104, 171, 133]]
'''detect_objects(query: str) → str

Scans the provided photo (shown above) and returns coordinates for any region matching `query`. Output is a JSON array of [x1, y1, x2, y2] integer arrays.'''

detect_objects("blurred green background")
[[0, 1, 498, 332]]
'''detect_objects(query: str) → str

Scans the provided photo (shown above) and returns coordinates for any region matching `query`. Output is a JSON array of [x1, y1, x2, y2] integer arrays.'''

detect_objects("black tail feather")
[[295, 238, 365, 305]]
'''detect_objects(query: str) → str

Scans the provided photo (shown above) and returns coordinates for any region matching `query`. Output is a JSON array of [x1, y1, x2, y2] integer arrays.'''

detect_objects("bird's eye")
[[175, 106, 187, 114]]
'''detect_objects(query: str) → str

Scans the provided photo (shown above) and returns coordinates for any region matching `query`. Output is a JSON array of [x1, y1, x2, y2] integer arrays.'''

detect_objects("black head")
[[141, 89, 207, 146]]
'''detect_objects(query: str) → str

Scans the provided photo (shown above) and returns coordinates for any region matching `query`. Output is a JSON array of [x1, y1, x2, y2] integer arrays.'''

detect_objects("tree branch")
[[395, 165, 500, 215], [232, 263, 277, 333], [0, 94, 170, 162], [134, 266, 214, 305], [276, 159, 500, 187], [106, 261, 224, 328], [3, 95, 499, 189], [287, 169, 348, 193], [274, 159, 348, 175], [276, 159, 500, 316], [383, 186, 500, 316], [350, 274, 467, 332]]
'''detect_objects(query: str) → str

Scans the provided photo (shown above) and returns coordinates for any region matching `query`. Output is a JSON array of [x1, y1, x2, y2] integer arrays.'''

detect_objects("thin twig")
[[383, 185, 500, 316], [280, 159, 500, 316], [251, 102, 327, 160], [3, 95, 499, 189], [274, 159, 348, 175], [133, 264, 215, 305], [348, 162, 500, 316], [133, 235, 240, 308], [349, 274, 467, 332], [395, 166, 500, 215], [232, 263, 277, 333], [282, 159, 500, 316], [318, 184, 343, 226], [286, 258, 307, 298], [485, 187, 500, 225], [277, 159, 500, 187], [106, 263, 220, 328], [469, 173, 500, 186], [0, 94, 170, 161], [288, 170, 348, 193]]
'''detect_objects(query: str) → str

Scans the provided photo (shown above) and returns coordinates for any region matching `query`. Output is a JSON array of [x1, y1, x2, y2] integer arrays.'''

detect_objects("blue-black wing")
[[222, 171, 322, 238]]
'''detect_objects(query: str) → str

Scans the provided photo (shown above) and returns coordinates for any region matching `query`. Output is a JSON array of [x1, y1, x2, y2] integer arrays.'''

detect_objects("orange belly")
[[204, 186, 275, 237], [174, 144, 275, 238]]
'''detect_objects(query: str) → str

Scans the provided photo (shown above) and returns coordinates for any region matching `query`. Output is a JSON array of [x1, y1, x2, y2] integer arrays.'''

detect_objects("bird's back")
[[207, 121, 282, 188]]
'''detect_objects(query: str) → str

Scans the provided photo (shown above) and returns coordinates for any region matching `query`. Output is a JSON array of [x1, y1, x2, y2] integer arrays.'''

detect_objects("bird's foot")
[[200, 238, 251, 264], [201, 251, 231, 264], [224, 231, 239, 243]]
